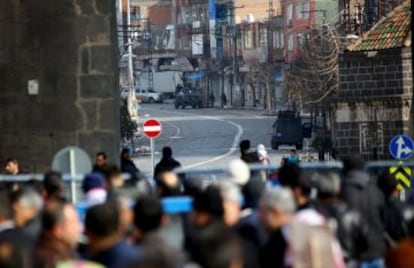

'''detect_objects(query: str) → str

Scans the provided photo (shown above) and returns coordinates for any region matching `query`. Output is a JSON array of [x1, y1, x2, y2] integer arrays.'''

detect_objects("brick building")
[[333, 0, 412, 159]]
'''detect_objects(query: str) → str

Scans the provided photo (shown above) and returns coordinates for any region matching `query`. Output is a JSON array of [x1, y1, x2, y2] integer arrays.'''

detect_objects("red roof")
[[351, 0, 411, 51]]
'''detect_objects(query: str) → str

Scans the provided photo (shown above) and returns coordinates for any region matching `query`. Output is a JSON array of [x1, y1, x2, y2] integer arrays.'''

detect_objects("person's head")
[[259, 187, 296, 231], [95, 152, 107, 167], [10, 187, 43, 227], [191, 185, 224, 228], [121, 148, 131, 161], [162, 147, 173, 158], [191, 224, 243, 268], [85, 202, 120, 246], [26, 179, 44, 195], [342, 155, 365, 175], [239, 140, 251, 154], [156, 171, 182, 197], [0, 189, 12, 222], [218, 181, 242, 226], [41, 199, 81, 248], [314, 171, 341, 200], [82, 172, 105, 194], [101, 164, 124, 189], [226, 158, 250, 186], [278, 164, 311, 207], [43, 171, 65, 201], [289, 149, 297, 156], [377, 172, 399, 198], [4, 158, 19, 175], [133, 195, 166, 236]]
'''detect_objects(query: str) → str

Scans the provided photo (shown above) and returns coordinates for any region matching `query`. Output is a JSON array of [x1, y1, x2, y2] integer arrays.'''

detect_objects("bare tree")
[[287, 24, 342, 110]]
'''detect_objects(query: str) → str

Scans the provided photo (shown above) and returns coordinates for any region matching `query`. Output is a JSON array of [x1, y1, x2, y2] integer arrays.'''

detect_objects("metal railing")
[[1, 161, 413, 214]]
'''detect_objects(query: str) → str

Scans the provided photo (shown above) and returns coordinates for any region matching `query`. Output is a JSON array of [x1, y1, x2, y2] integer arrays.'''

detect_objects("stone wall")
[[0, 0, 120, 172], [333, 47, 413, 160]]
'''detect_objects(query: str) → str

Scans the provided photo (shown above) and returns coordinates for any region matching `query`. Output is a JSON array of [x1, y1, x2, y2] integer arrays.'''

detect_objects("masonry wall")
[[333, 48, 413, 160], [0, 1, 120, 172]]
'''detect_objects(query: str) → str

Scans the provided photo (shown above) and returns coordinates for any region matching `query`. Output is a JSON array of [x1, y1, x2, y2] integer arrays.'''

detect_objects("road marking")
[[143, 126, 162, 132], [141, 107, 244, 169]]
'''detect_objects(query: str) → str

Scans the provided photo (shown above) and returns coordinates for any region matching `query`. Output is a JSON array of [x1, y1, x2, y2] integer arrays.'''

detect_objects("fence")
[[1, 161, 413, 214]]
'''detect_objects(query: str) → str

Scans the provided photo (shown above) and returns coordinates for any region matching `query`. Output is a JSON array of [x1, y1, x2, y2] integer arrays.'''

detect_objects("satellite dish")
[[51, 146, 92, 175]]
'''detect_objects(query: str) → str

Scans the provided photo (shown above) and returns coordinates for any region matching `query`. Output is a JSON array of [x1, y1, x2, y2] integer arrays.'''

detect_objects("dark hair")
[[133, 196, 163, 233], [377, 172, 399, 197], [162, 147, 173, 158], [193, 185, 224, 218], [278, 163, 302, 187], [101, 164, 122, 182], [5, 158, 17, 164], [192, 224, 243, 268], [278, 164, 312, 197], [41, 198, 70, 232], [290, 149, 297, 154], [96, 152, 107, 159], [239, 140, 251, 152], [342, 155, 365, 175], [0, 189, 12, 219], [26, 179, 44, 195], [85, 202, 120, 237], [44, 171, 64, 198]]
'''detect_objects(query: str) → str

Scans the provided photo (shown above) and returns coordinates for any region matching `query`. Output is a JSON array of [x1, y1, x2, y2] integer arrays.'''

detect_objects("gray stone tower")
[[0, 1, 120, 172]]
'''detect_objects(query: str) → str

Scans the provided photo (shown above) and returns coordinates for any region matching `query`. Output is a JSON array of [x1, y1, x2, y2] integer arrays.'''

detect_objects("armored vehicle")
[[271, 111, 312, 150], [175, 88, 203, 109]]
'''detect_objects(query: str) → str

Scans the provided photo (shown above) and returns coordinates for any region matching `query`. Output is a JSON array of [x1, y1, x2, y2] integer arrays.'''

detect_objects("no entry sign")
[[143, 119, 162, 139]]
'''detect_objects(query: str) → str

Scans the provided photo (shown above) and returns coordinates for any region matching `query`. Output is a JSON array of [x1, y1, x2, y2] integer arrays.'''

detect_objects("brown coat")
[[386, 238, 414, 268]]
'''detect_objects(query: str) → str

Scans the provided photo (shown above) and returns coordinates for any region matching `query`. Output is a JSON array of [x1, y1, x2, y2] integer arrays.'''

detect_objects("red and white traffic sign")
[[143, 119, 162, 139]]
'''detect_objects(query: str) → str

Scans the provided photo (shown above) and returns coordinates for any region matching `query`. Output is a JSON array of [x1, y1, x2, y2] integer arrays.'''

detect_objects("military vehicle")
[[175, 87, 203, 109], [271, 111, 312, 150]]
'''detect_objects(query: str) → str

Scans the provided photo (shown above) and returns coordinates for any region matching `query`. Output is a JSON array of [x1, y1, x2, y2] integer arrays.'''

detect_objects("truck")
[[271, 111, 312, 150], [175, 87, 203, 109]]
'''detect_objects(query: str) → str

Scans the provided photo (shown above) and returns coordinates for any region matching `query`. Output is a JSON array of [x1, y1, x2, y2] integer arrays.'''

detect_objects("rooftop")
[[350, 0, 411, 51]]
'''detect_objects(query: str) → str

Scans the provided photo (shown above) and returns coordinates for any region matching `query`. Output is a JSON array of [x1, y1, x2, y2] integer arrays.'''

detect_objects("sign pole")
[[69, 148, 77, 204], [151, 138, 155, 178]]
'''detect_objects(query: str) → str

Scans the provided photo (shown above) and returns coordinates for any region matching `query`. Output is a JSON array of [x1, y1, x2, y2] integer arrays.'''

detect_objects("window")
[[244, 30, 253, 49], [286, 4, 293, 24], [259, 27, 268, 47], [273, 31, 284, 48], [296, 1, 310, 19], [287, 34, 294, 51], [297, 33, 306, 49]]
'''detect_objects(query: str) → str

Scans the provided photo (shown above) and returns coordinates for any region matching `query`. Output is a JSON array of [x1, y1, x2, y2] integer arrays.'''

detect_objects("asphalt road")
[[131, 103, 312, 175]]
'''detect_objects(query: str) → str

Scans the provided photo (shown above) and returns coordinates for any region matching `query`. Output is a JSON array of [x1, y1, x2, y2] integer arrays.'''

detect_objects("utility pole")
[[230, 3, 239, 107], [126, 0, 137, 122]]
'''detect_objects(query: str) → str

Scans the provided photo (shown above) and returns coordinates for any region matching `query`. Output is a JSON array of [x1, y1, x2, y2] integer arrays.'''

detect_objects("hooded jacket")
[[341, 170, 386, 259]]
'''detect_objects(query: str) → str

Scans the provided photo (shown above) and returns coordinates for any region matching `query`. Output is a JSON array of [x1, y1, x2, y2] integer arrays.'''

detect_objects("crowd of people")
[[0, 141, 413, 268]]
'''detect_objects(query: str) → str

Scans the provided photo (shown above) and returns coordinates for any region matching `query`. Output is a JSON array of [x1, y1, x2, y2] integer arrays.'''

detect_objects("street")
[[132, 103, 312, 175]]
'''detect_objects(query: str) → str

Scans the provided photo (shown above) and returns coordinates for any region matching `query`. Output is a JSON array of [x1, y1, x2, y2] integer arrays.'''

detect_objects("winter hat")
[[82, 172, 105, 194], [226, 159, 250, 186]]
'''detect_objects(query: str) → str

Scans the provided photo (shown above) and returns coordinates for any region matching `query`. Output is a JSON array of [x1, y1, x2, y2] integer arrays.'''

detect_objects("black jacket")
[[316, 201, 372, 263], [381, 197, 412, 246], [259, 228, 287, 268], [341, 170, 386, 259], [154, 157, 181, 180]]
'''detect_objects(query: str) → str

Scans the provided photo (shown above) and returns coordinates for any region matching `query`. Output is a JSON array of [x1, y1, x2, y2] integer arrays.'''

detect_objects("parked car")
[[136, 88, 163, 103], [120, 87, 163, 103]]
